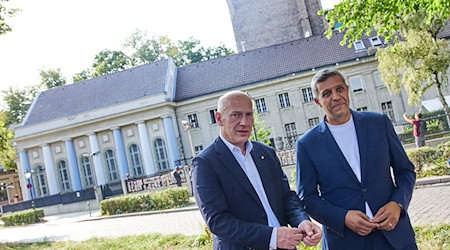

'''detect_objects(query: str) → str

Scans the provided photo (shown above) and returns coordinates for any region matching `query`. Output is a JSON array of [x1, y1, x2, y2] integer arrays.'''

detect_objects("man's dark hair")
[[310, 68, 346, 97]]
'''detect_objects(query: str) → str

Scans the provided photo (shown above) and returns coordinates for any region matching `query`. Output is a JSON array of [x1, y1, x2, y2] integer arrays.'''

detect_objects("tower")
[[226, 0, 325, 52]]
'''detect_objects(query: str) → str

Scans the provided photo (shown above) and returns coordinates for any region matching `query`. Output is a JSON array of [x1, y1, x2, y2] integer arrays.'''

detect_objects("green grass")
[[0, 224, 448, 250]]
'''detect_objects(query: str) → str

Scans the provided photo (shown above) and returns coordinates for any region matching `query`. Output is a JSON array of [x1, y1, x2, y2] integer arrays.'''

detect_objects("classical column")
[[42, 144, 59, 195], [136, 121, 156, 175], [112, 128, 130, 195], [19, 150, 35, 200], [64, 139, 82, 191], [163, 116, 180, 169], [88, 133, 106, 186]]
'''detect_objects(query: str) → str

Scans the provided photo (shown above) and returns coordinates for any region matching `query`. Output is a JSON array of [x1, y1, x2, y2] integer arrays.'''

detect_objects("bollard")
[[87, 201, 91, 217]]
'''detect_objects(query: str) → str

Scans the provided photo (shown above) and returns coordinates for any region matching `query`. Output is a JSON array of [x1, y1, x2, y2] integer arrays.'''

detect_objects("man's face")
[[314, 75, 351, 125], [216, 94, 254, 149]]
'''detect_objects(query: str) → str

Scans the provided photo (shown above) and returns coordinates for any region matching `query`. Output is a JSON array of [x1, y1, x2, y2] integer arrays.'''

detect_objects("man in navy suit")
[[192, 91, 322, 249], [296, 68, 417, 249]]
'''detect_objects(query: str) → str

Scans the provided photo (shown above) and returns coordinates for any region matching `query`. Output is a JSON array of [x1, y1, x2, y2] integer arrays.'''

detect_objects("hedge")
[[406, 141, 450, 178], [1, 209, 44, 227], [100, 187, 190, 216]]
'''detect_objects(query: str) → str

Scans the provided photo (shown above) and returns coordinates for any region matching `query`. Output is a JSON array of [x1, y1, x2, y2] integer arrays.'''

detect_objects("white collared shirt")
[[220, 135, 280, 249]]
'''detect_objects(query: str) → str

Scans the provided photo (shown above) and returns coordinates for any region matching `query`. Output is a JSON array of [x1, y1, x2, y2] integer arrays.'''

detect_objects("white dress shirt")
[[220, 135, 280, 249]]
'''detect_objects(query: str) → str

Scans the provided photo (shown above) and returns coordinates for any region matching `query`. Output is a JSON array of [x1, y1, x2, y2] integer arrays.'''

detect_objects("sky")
[[0, 0, 338, 94]]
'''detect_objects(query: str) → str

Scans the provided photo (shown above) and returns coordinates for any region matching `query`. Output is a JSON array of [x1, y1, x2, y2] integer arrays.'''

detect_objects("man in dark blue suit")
[[296, 68, 417, 250], [192, 91, 322, 249]]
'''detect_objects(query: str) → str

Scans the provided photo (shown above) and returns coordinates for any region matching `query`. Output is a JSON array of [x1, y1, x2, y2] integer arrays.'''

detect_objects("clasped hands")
[[277, 220, 322, 249], [345, 201, 402, 236]]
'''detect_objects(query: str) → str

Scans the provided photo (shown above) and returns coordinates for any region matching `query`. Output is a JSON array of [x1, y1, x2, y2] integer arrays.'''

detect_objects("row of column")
[[20, 117, 180, 200]]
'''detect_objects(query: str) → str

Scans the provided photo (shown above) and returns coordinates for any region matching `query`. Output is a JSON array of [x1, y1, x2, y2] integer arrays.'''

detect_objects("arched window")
[[80, 155, 94, 187], [129, 144, 143, 177], [105, 149, 119, 181], [154, 138, 169, 172], [35, 165, 48, 197], [57, 160, 71, 192]]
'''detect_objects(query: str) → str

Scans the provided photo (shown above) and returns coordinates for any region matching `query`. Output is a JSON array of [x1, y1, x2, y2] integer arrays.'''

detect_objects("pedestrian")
[[173, 167, 182, 187], [192, 91, 322, 249], [403, 112, 426, 147], [296, 68, 417, 249]]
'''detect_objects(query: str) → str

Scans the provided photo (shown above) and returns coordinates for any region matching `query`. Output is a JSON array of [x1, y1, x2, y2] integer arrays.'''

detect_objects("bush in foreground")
[[100, 187, 190, 215], [0, 209, 44, 227]]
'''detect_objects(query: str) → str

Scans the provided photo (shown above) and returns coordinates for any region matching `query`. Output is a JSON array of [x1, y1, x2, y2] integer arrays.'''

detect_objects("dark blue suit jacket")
[[193, 138, 310, 250], [296, 110, 417, 250]]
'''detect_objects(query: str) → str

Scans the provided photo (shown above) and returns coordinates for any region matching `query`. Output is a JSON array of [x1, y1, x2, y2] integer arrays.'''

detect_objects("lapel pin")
[[261, 155, 265, 160]]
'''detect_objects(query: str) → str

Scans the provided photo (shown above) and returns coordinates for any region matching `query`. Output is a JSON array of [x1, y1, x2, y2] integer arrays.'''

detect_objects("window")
[[285, 123, 297, 137], [129, 144, 144, 177], [187, 114, 199, 128], [209, 109, 217, 124], [308, 117, 320, 129], [353, 40, 366, 52], [255, 98, 267, 113], [80, 156, 94, 187], [373, 71, 384, 87], [381, 101, 396, 122], [195, 145, 204, 155], [302, 87, 314, 103], [349, 76, 364, 92], [35, 165, 48, 197], [369, 36, 383, 47], [105, 149, 119, 181], [278, 93, 291, 108], [357, 107, 368, 112], [57, 160, 71, 192], [155, 138, 169, 172]]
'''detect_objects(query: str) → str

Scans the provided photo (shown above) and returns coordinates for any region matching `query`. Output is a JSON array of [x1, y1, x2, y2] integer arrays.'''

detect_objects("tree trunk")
[[435, 73, 450, 128]]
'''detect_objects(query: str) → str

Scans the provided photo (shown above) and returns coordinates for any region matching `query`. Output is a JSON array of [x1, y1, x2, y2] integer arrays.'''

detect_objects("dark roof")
[[22, 59, 170, 126], [175, 31, 375, 101]]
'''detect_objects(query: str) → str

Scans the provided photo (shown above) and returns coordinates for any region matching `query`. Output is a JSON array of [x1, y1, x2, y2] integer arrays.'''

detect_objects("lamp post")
[[82, 152, 102, 203], [24, 170, 35, 210], [181, 120, 196, 158]]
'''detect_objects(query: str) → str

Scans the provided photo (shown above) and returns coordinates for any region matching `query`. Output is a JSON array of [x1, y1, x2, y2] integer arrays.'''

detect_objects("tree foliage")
[[0, 0, 20, 36], [322, 0, 450, 115], [249, 112, 272, 146], [73, 30, 235, 82], [39, 68, 66, 89], [0, 112, 16, 170], [1, 86, 37, 126]]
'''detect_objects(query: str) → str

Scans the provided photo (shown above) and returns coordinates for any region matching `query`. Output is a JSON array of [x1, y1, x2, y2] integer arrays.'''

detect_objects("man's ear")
[[215, 112, 223, 126], [314, 98, 321, 107]]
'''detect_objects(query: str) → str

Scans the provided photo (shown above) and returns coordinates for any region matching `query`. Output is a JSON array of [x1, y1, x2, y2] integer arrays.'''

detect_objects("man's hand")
[[298, 220, 322, 246], [276, 226, 304, 249], [345, 210, 378, 236], [372, 201, 401, 231]]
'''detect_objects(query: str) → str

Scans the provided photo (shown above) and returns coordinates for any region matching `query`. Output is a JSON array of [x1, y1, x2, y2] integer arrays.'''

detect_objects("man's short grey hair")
[[310, 68, 347, 98], [217, 90, 251, 113]]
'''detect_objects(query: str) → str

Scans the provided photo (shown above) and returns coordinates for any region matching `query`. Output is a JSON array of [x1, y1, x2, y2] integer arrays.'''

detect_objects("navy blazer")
[[296, 110, 417, 250], [193, 138, 310, 250]]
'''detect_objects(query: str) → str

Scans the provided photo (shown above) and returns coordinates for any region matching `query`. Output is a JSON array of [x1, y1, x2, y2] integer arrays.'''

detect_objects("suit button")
[[361, 188, 367, 192]]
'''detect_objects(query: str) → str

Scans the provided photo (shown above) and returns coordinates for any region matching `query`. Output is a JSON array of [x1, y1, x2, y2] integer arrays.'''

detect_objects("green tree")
[[39, 68, 66, 89], [0, 112, 16, 170], [250, 113, 272, 146], [0, 0, 20, 36], [92, 49, 131, 77], [1, 86, 37, 126], [322, 0, 450, 116], [72, 68, 92, 82]]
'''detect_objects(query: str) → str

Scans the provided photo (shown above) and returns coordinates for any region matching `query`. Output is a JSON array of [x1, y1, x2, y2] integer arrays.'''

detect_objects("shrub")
[[1, 209, 44, 227], [406, 141, 450, 178], [100, 187, 190, 215]]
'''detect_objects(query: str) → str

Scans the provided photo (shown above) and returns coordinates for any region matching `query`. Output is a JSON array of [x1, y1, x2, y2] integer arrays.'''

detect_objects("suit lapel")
[[251, 145, 277, 213], [214, 138, 262, 206], [352, 110, 368, 184], [318, 118, 360, 184]]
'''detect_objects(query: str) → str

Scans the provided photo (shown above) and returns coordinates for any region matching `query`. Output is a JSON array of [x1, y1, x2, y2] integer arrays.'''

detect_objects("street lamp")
[[24, 170, 35, 210], [181, 120, 196, 158]]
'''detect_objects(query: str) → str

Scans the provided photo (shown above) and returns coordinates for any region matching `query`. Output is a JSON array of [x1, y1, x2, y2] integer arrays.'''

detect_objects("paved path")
[[0, 182, 449, 243]]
